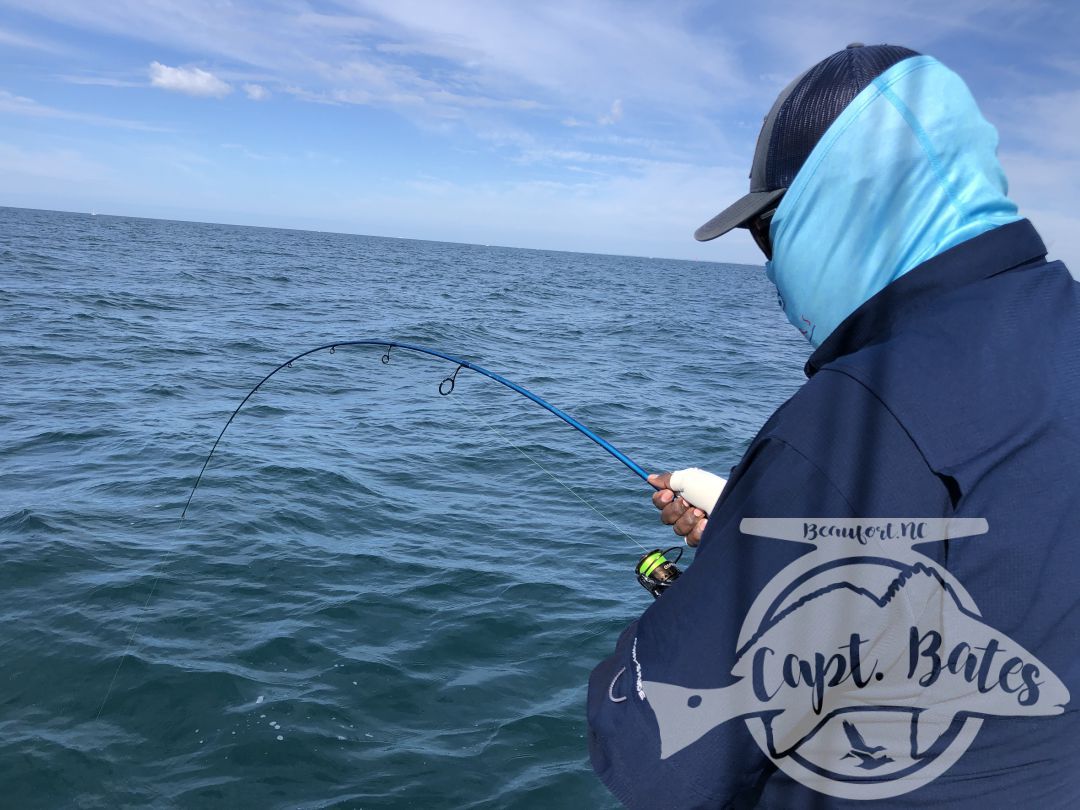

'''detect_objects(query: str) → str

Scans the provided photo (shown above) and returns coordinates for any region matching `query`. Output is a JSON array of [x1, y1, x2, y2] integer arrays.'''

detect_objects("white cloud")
[[243, 82, 269, 100], [148, 61, 231, 97]]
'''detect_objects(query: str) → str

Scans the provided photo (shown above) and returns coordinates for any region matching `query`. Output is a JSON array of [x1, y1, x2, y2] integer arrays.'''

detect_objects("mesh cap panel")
[[764, 44, 920, 191]]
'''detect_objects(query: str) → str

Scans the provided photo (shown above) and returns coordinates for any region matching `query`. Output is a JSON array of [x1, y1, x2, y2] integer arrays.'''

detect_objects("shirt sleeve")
[[586, 437, 851, 808], [587, 371, 952, 809]]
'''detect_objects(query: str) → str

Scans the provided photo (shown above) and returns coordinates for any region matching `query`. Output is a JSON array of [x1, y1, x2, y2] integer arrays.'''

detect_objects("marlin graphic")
[[643, 562, 1070, 760]]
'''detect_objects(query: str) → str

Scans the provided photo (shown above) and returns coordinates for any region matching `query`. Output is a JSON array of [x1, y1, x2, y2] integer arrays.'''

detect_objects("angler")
[[588, 43, 1080, 808]]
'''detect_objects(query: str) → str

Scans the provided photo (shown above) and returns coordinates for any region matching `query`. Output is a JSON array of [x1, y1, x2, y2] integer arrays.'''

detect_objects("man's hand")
[[648, 471, 709, 547]]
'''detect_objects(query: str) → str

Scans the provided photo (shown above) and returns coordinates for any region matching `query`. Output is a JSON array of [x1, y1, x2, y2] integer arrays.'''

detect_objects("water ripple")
[[0, 205, 807, 808]]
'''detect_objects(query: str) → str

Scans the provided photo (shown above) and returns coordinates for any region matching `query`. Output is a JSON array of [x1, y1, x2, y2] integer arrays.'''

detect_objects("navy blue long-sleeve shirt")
[[588, 221, 1080, 808]]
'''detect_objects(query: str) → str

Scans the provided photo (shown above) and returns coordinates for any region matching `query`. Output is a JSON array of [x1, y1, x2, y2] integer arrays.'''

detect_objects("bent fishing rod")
[[184, 339, 684, 597]]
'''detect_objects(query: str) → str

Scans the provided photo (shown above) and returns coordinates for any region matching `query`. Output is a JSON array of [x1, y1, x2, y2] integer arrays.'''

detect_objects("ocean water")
[[0, 206, 807, 809]]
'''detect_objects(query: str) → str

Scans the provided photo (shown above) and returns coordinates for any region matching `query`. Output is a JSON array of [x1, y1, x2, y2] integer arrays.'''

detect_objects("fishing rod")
[[98, 340, 686, 719], [184, 339, 684, 597]]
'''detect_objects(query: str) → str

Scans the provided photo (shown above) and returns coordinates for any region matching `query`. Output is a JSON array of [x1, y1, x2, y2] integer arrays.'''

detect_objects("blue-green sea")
[[0, 205, 807, 808]]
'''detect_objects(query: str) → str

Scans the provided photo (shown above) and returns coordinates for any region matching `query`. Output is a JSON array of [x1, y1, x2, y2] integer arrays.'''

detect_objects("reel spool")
[[636, 547, 683, 598]]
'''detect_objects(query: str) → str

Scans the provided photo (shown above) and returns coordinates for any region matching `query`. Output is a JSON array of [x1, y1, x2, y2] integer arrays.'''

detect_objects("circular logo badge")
[[641, 518, 1069, 800]]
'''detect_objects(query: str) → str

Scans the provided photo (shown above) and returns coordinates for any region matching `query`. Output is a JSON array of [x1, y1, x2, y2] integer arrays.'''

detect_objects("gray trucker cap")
[[694, 43, 920, 242]]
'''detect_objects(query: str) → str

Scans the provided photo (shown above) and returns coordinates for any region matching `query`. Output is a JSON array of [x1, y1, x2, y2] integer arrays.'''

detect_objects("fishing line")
[[96, 340, 673, 718], [448, 393, 648, 552]]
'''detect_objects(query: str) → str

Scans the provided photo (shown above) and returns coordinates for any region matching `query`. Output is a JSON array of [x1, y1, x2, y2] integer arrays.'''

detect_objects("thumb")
[[647, 471, 672, 491], [668, 468, 727, 515]]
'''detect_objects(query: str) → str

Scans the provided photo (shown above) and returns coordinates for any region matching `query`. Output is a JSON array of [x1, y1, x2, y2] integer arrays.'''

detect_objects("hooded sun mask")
[[765, 55, 1020, 347], [695, 46, 1021, 349]]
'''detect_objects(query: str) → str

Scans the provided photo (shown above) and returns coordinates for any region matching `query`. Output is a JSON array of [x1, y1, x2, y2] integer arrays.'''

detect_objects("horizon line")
[[0, 203, 762, 270]]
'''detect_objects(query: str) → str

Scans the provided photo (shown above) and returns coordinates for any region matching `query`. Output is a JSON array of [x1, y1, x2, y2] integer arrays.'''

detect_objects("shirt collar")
[[805, 219, 1048, 378]]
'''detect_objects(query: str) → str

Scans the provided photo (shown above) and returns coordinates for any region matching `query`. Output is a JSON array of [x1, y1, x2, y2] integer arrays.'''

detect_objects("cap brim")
[[694, 188, 786, 242]]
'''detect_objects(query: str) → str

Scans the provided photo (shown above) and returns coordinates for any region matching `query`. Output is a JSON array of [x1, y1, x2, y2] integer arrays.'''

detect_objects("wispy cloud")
[[221, 142, 270, 160], [334, 158, 757, 259], [1, 1, 744, 127], [3, 0, 1079, 263], [0, 89, 167, 131], [1002, 150, 1080, 273], [345, 1, 748, 112], [58, 73, 143, 88], [0, 140, 106, 182], [598, 99, 623, 126], [148, 61, 231, 98], [0, 25, 69, 54]]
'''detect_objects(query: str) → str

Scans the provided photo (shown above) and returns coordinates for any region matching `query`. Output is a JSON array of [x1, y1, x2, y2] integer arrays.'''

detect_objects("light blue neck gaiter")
[[765, 55, 1021, 348]]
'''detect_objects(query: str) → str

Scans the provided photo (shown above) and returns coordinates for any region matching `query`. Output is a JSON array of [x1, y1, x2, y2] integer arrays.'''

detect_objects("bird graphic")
[[841, 720, 894, 770]]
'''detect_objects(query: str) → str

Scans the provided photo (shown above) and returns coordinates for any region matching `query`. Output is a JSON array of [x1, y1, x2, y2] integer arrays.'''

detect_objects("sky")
[[1, 1, 1079, 264]]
